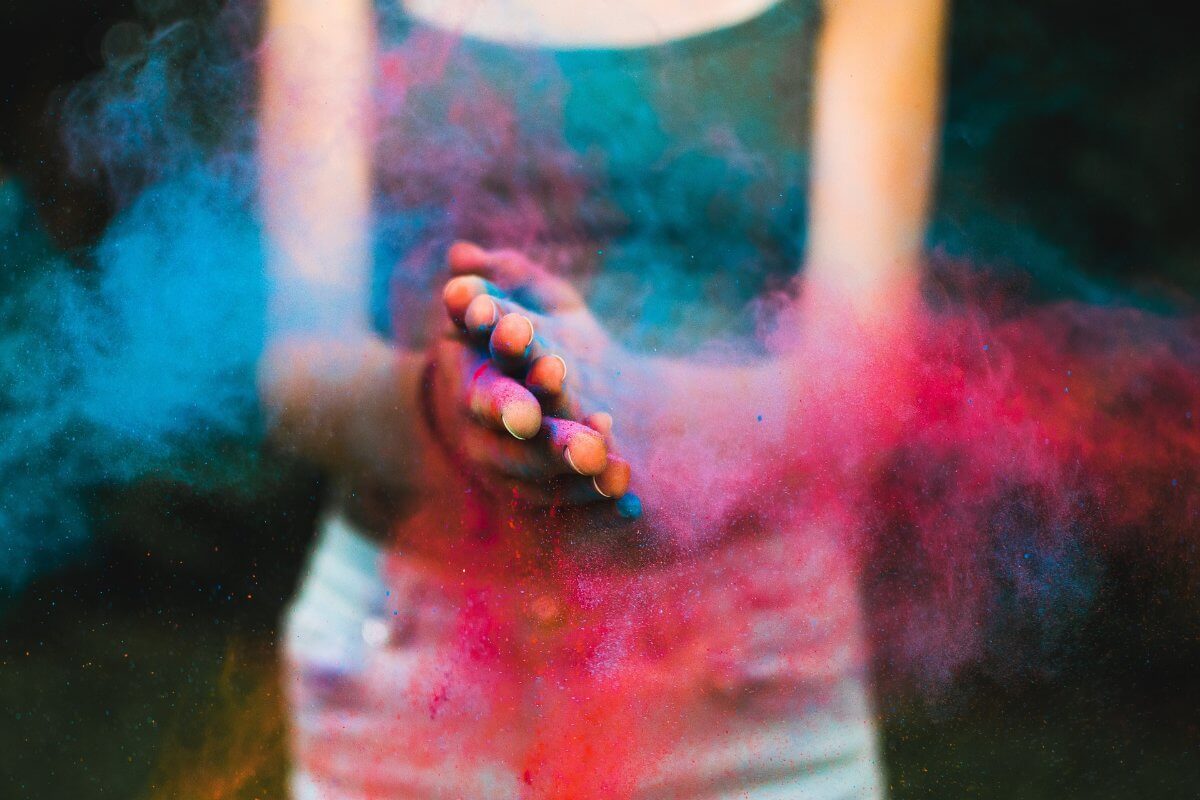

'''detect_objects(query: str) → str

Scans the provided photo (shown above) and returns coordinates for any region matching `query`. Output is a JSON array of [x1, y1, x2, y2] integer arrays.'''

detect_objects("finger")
[[463, 294, 538, 342], [582, 412, 613, 439], [580, 413, 630, 498], [457, 424, 594, 484], [492, 318, 564, 383], [457, 425, 558, 482], [527, 354, 568, 398], [447, 240, 491, 274], [467, 362, 542, 440], [443, 275, 504, 327], [448, 241, 582, 312], [542, 417, 607, 477], [449, 241, 535, 286], [489, 312, 537, 361], [591, 454, 631, 499]]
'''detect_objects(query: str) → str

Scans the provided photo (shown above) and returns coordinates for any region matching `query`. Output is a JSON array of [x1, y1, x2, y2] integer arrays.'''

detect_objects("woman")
[[260, 0, 948, 796]]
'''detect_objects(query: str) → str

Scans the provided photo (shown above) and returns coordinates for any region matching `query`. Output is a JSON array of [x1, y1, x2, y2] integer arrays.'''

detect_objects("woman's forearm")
[[260, 0, 375, 336], [806, 0, 949, 322], [260, 337, 424, 477], [258, 1, 437, 508]]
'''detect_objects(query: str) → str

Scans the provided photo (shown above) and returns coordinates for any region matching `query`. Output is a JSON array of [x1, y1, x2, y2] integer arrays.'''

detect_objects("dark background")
[[3, 1, 1199, 797]]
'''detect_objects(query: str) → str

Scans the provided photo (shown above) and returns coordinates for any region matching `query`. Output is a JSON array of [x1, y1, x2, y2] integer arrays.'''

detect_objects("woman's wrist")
[[261, 333, 446, 543], [332, 345, 463, 542]]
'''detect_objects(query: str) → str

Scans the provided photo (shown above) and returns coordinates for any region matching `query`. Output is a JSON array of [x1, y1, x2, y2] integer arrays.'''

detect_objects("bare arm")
[[261, 0, 374, 333], [806, 0, 949, 324], [258, 0, 427, 497], [255, 2, 610, 522]]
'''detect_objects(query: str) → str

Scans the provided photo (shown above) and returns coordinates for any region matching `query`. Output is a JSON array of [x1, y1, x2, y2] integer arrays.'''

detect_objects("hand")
[[435, 242, 802, 549], [428, 241, 640, 513], [256, 242, 641, 544]]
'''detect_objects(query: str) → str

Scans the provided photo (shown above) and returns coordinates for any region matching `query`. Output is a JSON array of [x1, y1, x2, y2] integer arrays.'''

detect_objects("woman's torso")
[[284, 7, 884, 795], [370, 0, 868, 722], [374, 0, 821, 348]]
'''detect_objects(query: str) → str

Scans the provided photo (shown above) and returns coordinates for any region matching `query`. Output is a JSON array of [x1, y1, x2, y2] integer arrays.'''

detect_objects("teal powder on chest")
[[377, 0, 820, 345]]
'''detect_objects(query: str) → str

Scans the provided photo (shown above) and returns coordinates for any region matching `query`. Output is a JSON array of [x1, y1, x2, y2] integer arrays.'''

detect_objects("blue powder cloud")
[[0, 169, 264, 593], [0, 5, 265, 594]]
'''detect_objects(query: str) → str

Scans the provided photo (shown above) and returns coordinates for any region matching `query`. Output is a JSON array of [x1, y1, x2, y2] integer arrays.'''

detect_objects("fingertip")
[[563, 428, 607, 476], [582, 411, 612, 437], [443, 275, 487, 325], [490, 313, 536, 360], [592, 456, 630, 499], [528, 354, 567, 396], [499, 395, 542, 440], [448, 240, 489, 273], [464, 295, 500, 336]]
